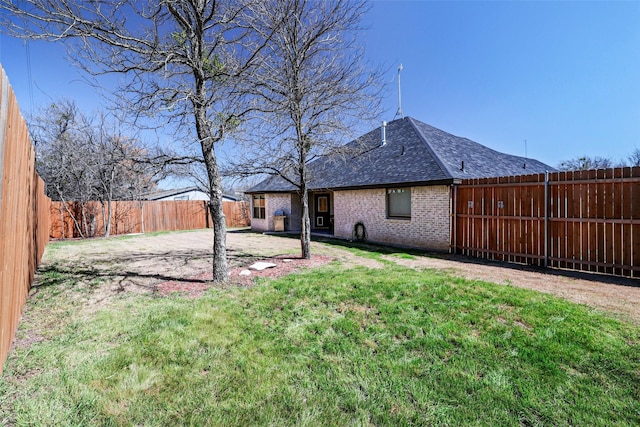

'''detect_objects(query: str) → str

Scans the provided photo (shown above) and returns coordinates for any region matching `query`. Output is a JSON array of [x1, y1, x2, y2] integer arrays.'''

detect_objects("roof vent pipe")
[[381, 121, 387, 146]]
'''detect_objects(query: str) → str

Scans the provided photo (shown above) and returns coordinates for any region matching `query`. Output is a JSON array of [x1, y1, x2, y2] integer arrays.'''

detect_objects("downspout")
[[544, 170, 549, 268]]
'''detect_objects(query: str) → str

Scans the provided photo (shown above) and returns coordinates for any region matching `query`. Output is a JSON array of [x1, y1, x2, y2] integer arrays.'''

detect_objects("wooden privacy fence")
[[50, 200, 250, 239], [223, 200, 251, 229], [0, 65, 51, 375], [454, 167, 640, 278]]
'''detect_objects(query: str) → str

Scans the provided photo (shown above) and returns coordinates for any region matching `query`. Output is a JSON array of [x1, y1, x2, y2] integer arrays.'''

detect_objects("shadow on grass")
[[37, 230, 639, 293], [33, 263, 208, 292], [271, 232, 640, 289], [34, 245, 270, 294], [267, 231, 427, 257]]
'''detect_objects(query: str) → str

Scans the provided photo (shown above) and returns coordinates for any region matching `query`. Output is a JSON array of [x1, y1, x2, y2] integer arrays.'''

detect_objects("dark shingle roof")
[[410, 119, 553, 179], [247, 117, 554, 193]]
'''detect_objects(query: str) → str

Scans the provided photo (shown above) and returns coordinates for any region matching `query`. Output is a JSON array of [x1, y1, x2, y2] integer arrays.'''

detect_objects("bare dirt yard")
[[40, 229, 640, 325]]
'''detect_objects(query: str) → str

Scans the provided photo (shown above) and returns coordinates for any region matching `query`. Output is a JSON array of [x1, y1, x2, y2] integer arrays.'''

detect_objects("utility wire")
[[25, 39, 35, 113]]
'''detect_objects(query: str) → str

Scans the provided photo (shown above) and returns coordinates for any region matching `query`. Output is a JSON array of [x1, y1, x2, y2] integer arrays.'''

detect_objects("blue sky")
[[1, 0, 639, 168]]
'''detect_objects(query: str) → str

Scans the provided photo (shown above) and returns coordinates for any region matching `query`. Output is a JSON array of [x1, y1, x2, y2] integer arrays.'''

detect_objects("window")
[[317, 195, 328, 212], [253, 194, 265, 219], [387, 188, 411, 218]]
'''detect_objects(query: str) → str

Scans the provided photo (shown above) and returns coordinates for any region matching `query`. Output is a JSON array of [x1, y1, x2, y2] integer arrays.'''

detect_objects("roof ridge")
[[406, 117, 454, 179]]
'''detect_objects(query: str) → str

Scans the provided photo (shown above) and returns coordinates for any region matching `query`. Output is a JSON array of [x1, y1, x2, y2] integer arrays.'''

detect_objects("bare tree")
[[31, 100, 160, 237], [31, 100, 96, 237], [557, 155, 613, 171], [1, 1, 277, 281], [229, 0, 382, 258], [90, 117, 159, 237], [628, 148, 640, 167]]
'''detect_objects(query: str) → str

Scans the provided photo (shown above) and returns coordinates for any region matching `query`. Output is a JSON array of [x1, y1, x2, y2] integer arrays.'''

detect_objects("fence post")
[[451, 183, 457, 254], [544, 170, 549, 268]]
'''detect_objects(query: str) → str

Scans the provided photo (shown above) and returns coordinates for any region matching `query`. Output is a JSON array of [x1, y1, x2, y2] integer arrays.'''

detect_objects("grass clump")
[[1, 264, 639, 426]]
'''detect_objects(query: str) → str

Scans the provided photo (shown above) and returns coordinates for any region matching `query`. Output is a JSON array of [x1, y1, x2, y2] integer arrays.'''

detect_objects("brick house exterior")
[[332, 186, 451, 250], [246, 117, 553, 252], [251, 192, 301, 233]]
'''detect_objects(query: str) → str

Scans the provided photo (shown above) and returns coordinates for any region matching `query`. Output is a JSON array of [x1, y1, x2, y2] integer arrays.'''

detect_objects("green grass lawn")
[[1, 252, 639, 426]]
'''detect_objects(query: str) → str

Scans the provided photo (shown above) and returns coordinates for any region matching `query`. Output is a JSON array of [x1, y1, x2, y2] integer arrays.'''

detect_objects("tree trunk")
[[190, 17, 229, 282], [81, 203, 88, 237], [300, 186, 311, 259], [207, 177, 228, 282], [196, 110, 228, 282], [56, 188, 84, 238], [103, 199, 113, 238], [107, 169, 116, 237]]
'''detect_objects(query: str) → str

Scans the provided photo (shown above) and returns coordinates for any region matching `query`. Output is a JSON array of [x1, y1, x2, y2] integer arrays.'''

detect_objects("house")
[[246, 116, 554, 251], [143, 187, 251, 228], [145, 187, 238, 202]]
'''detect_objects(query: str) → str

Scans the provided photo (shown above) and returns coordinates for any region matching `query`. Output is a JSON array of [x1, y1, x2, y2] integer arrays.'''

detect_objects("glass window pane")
[[387, 188, 411, 217], [252, 195, 265, 219]]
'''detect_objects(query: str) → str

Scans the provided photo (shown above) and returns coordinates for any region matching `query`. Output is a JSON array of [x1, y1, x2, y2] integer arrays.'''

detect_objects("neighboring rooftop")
[[145, 186, 238, 201], [247, 117, 555, 193]]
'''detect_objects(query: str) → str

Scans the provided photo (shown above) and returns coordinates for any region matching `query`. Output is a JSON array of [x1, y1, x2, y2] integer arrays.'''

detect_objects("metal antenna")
[[394, 64, 404, 119]]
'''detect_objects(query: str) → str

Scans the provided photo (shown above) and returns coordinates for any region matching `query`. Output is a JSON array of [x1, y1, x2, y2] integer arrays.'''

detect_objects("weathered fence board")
[[0, 66, 51, 375], [454, 167, 640, 278], [223, 200, 251, 230], [49, 199, 250, 239], [0, 61, 251, 373]]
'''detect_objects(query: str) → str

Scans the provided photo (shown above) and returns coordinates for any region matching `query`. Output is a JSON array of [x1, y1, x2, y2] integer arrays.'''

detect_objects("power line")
[[25, 39, 35, 113]]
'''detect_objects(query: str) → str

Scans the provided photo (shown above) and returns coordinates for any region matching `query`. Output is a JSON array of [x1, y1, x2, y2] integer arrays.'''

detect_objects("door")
[[314, 193, 331, 230]]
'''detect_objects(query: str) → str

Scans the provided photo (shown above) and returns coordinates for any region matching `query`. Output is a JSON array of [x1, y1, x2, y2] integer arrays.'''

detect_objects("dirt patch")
[[156, 254, 334, 297], [38, 230, 380, 311], [39, 229, 640, 325]]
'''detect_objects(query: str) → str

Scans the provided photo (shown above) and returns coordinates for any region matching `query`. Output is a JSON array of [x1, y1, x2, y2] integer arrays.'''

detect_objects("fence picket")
[[454, 167, 640, 278], [48, 200, 250, 239], [0, 66, 51, 375]]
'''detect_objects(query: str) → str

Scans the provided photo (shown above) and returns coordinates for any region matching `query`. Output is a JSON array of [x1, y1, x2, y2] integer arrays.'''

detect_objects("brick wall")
[[251, 193, 293, 232], [333, 185, 451, 251]]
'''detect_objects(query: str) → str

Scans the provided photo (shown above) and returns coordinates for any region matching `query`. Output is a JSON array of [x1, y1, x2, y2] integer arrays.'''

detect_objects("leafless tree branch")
[[226, 0, 383, 258], [2, 0, 284, 281]]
